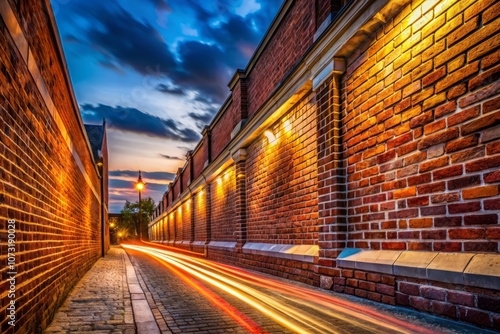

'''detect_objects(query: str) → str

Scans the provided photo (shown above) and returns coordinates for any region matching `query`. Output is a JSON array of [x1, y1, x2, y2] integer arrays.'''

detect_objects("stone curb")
[[122, 248, 161, 334]]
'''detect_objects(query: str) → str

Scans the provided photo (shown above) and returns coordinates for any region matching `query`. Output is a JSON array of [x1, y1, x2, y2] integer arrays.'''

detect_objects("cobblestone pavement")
[[124, 243, 492, 334], [44, 247, 135, 334]]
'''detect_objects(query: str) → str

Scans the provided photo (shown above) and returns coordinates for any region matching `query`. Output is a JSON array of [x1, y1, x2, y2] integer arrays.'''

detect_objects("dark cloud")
[[156, 84, 186, 96], [81, 104, 200, 142], [171, 41, 230, 103], [159, 154, 183, 160], [109, 170, 176, 181], [99, 61, 124, 75], [188, 111, 215, 129], [73, 1, 176, 76]]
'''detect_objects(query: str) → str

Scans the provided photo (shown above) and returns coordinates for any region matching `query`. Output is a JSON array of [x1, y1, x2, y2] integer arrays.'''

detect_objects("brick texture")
[[0, 1, 105, 332]]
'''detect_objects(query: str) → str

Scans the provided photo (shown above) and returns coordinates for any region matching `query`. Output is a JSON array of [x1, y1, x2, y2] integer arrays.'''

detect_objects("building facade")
[[0, 1, 109, 332], [150, 0, 500, 328]]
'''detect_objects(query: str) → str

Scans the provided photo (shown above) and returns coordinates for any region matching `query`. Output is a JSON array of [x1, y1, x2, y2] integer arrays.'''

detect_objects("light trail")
[[123, 244, 441, 334]]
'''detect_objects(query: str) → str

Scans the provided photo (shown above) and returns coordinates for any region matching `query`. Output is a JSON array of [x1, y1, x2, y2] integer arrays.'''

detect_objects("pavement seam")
[[123, 247, 161, 334], [134, 265, 172, 333]]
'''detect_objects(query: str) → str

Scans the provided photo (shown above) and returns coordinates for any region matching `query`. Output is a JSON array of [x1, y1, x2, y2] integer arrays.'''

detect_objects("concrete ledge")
[[337, 249, 500, 291], [208, 241, 236, 250], [123, 249, 160, 334], [242, 243, 318, 263]]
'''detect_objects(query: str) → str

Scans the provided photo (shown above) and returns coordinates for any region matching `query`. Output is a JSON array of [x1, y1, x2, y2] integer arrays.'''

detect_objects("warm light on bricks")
[[264, 130, 276, 144]]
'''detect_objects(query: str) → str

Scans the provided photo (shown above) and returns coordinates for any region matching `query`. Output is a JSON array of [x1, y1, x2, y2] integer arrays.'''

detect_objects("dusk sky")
[[51, 0, 284, 213]]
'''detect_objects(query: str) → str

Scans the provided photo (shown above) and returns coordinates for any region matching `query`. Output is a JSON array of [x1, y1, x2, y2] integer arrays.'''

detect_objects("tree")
[[119, 197, 155, 240]]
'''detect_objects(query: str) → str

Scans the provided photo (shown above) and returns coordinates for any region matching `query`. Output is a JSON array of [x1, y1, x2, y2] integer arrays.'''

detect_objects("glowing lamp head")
[[136, 170, 145, 191]]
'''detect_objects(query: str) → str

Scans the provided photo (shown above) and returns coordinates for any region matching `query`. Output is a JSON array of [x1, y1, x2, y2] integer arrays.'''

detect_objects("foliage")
[[118, 196, 155, 240]]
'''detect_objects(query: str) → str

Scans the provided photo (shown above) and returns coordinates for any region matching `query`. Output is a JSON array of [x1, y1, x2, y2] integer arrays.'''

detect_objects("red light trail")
[[123, 244, 444, 334]]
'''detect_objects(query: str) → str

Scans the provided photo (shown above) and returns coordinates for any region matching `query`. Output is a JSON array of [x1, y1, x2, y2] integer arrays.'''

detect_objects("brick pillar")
[[205, 184, 212, 246], [232, 149, 247, 252], [190, 195, 195, 244], [315, 58, 346, 285]]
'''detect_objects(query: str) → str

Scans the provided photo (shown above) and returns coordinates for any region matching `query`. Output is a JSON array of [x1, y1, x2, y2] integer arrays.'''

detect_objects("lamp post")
[[136, 170, 145, 241]]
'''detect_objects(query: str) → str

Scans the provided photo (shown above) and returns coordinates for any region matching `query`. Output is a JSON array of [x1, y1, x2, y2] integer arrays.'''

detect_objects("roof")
[[84, 123, 105, 162]]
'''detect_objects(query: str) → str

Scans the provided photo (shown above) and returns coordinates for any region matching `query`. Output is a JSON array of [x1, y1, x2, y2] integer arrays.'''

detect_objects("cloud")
[[98, 60, 124, 75], [81, 104, 200, 142], [156, 84, 186, 96], [74, 1, 177, 76], [159, 154, 184, 160], [171, 41, 231, 103], [109, 170, 176, 181], [188, 111, 216, 129]]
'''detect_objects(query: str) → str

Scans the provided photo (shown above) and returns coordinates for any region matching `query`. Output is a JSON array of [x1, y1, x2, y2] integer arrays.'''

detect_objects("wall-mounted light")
[[283, 119, 292, 133], [264, 130, 276, 143]]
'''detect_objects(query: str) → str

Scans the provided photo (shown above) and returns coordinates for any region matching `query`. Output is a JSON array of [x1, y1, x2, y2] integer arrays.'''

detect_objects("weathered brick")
[[409, 296, 432, 312], [419, 156, 449, 172], [484, 170, 500, 183], [465, 155, 500, 172], [421, 286, 446, 301], [448, 202, 481, 214], [431, 301, 457, 319], [469, 64, 500, 91], [435, 61, 479, 93], [462, 185, 499, 199], [409, 218, 432, 228], [447, 106, 480, 126], [448, 175, 481, 190], [445, 135, 479, 153], [418, 128, 459, 150], [448, 291, 474, 306], [449, 228, 485, 239], [459, 82, 500, 108], [458, 307, 491, 327], [464, 214, 498, 225], [450, 146, 484, 163], [431, 192, 461, 204], [435, 216, 462, 227]]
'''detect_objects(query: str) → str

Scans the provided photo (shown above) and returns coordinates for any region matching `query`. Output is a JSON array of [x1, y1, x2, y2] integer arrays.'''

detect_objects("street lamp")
[[136, 170, 146, 241]]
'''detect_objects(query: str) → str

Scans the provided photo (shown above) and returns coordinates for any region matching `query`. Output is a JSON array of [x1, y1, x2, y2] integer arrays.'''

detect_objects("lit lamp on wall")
[[136, 170, 146, 241]]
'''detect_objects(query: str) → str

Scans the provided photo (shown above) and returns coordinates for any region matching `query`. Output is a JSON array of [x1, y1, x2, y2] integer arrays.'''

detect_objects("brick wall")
[[193, 189, 208, 242], [192, 140, 206, 181], [0, 1, 105, 332], [148, 0, 499, 328], [246, 93, 319, 244], [343, 0, 500, 253], [211, 166, 237, 242], [246, 0, 315, 118]]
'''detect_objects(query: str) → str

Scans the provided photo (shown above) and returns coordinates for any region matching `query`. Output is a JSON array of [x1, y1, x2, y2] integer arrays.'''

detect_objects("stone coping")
[[337, 249, 500, 291], [242, 242, 319, 263], [207, 241, 237, 250]]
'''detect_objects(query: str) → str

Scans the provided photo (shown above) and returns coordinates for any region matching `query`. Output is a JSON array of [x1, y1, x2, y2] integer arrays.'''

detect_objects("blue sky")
[[51, 0, 284, 212]]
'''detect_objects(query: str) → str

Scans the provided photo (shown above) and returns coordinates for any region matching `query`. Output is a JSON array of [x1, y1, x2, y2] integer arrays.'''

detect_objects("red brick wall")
[[343, 0, 500, 253], [0, 1, 103, 332], [193, 189, 208, 242], [246, 93, 319, 244], [211, 166, 237, 242], [192, 140, 206, 180], [175, 206, 183, 241], [173, 177, 180, 201], [182, 163, 190, 190], [168, 212, 175, 241], [211, 102, 237, 160], [181, 200, 192, 242], [246, 0, 315, 118]]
